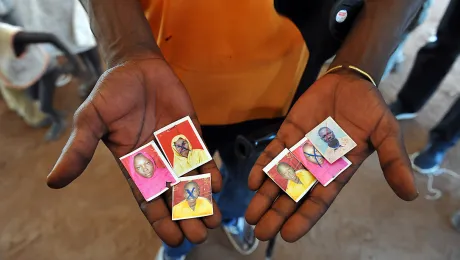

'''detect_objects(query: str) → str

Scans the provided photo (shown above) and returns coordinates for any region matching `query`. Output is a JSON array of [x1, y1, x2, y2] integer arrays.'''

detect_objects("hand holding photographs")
[[120, 116, 215, 221]]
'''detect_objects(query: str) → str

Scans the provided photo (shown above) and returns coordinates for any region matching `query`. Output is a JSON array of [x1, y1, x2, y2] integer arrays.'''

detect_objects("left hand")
[[245, 71, 418, 242]]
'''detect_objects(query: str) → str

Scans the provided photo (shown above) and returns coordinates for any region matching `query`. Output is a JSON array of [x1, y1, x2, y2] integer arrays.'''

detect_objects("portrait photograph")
[[120, 142, 179, 201], [306, 117, 357, 164], [290, 137, 352, 187], [154, 116, 212, 177], [263, 149, 317, 202], [172, 173, 213, 221]]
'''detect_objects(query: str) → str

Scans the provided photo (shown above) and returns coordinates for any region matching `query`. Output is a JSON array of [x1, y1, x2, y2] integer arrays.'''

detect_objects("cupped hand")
[[245, 71, 418, 242], [47, 55, 222, 246]]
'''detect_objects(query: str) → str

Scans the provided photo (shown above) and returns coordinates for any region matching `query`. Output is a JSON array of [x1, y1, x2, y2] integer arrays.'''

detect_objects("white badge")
[[336, 10, 348, 23]]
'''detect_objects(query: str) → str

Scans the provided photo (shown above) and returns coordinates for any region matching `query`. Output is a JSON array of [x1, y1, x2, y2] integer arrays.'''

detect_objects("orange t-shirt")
[[140, 0, 309, 125]]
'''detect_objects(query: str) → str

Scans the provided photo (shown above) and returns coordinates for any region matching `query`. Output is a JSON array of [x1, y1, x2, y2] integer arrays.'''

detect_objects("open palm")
[[245, 72, 418, 242], [47, 57, 222, 246]]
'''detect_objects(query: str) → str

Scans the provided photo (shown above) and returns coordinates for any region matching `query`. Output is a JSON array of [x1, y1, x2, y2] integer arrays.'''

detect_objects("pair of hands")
[[47, 55, 418, 246]]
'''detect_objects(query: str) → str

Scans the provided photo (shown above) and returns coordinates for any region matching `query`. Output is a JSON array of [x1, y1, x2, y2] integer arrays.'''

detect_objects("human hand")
[[47, 55, 222, 246], [245, 71, 418, 242]]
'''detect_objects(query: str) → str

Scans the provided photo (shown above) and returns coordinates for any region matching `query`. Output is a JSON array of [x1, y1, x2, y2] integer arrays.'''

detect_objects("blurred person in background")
[[388, 0, 460, 231], [0, 0, 84, 140], [389, 0, 460, 175], [15, 0, 102, 98], [0, 0, 58, 136], [0, 20, 66, 140]]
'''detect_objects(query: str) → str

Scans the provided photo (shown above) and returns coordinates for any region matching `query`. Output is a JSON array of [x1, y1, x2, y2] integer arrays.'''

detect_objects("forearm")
[[330, 0, 425, 85], [80, 0, 161, 68]]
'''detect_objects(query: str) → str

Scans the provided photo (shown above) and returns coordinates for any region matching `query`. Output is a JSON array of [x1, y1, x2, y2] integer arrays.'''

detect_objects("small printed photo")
[[154, 116, 212, 177], [306, 116, 357, 164], [172, 173, 214, 221], [290, 137, 352, 186], [263, 149, 317, 202], [120, 142, 179, 201]]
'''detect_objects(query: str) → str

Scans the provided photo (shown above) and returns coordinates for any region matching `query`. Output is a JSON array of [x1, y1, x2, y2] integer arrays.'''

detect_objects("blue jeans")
[[163, 120, 265, 258]]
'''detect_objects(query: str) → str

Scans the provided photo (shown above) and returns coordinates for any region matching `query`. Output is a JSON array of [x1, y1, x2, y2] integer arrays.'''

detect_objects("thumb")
[[47, 103, 106, 189], [371, 112, 418, 201]]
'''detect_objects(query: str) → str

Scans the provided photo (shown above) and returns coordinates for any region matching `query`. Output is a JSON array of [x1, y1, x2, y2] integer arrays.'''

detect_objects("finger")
[[178, 218, 208, 244], [141, 197, 184, 247], [47, 103, 107, 188], [248, 138, 285, 191], [280, 181, 344, 242], [201, 200, 222, 229], [245, 179, 281, 225], [253, 194, 296, 241], [371, 112, 418, 201]]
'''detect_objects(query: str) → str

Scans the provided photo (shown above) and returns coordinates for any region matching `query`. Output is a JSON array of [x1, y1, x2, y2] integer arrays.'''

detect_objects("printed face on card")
[[306, 117, 357, 164], [172, 173, 213, 221], [154, 116, 212, 177], [290, 137, 351, 186], [263, 149, 317, 202], [120, 142, 179, 201]]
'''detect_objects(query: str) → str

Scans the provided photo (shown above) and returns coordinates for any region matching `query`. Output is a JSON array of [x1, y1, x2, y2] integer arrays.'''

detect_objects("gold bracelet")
[[325, 65, 377, 87]]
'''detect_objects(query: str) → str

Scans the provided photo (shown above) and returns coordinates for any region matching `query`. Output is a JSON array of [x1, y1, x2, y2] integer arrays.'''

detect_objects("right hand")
[[47, 55, 222, 246]]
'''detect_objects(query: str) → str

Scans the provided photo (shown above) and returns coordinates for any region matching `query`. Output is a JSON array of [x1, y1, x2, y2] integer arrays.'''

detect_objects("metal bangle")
[[325, 65, 377, 87]]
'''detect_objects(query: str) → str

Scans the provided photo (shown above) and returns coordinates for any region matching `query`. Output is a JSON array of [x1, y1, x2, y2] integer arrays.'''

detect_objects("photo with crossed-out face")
[[263, 149, 317, 202], [171, 173, 213, 221], [120, 142, 179, 201], [154, 116, 212, 177], [306, 117, 357, 164], [290, 137, 352, 187]]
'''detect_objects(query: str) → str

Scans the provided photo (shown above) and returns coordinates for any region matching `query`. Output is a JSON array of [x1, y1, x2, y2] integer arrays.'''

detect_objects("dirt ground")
[[1, 1, 459, 259]]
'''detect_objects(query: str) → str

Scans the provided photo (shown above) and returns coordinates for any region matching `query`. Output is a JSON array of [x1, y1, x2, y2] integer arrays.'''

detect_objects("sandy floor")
[[1, 1, 459, 259]]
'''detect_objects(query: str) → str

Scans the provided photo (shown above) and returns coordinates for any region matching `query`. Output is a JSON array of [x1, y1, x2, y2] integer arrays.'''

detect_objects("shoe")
[[411, 144, 447, 174], [31, 116, 52, 128], [155, 246, 185, 260], [44, 116, 67, 141], [388, 47, 405, 74], [55, 74, 73, 87], [389, 100, 417, 121], [222, 217, 259, 255], [452, 211, 460, 232]]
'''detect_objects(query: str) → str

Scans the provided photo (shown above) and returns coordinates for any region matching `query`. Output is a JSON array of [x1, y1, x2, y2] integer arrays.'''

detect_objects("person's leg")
[[217, 143, 259, 256], [391, 0, 460, 118], [0, 84, 49, 127], [203, 119, 282, 255], [38, 68, 67, 140], [412, 98, 460, 173], [78, 47, 102, 98], [81, 47, 103, 77]]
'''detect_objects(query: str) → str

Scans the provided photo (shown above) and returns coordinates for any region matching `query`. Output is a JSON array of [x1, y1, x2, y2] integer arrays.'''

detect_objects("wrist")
[[84, 0, 161, 68], [325, 65, 377, 87], [106, 46, 163, 69]]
